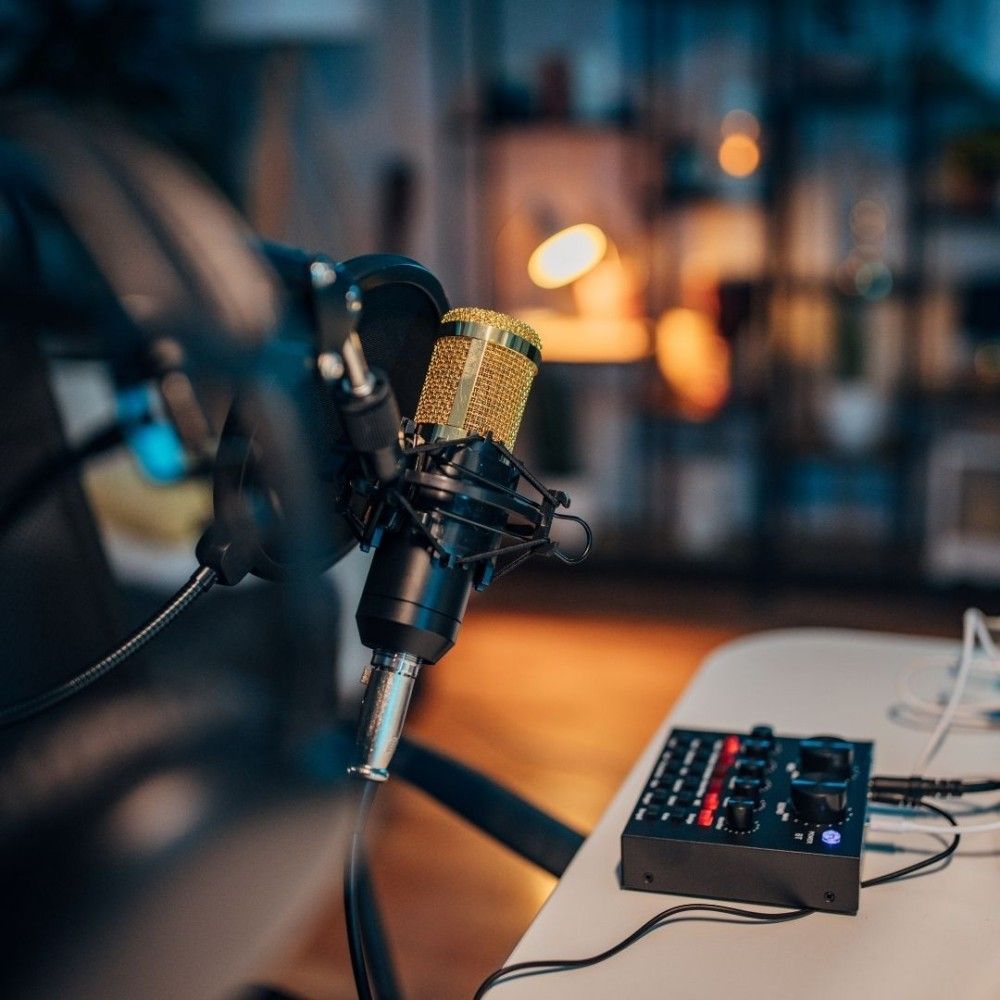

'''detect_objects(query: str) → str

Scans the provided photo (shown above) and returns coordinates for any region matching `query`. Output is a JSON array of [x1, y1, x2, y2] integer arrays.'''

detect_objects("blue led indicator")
[[821, 829, 841, 846]]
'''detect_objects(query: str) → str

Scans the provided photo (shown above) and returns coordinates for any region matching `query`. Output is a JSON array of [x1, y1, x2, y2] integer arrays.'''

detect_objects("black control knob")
[[799, 736, 854, 778], [732, 776, 763, 803], [725, 798, 757, 832], [751, 725, 774, 740], [790, 772, 848, 824], [734, 757, 767, 779]]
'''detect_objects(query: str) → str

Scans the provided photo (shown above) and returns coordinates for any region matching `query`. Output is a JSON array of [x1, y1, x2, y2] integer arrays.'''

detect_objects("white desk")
[[502, 629, 1000, 999]]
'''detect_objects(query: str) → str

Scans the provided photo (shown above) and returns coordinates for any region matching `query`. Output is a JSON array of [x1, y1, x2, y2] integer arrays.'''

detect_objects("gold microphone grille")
[[414, 308, 541, 448], [439, 307, 542, 348]]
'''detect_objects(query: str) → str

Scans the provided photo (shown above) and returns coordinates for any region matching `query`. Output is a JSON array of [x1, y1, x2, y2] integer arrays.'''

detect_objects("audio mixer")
[[620, 726, 873, 914]]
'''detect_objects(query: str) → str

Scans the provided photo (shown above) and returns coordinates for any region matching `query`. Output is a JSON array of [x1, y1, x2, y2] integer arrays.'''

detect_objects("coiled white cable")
[[876, 608, 1000, 837], [912, 610, 986, 771], [896, 609, 1000, 772]]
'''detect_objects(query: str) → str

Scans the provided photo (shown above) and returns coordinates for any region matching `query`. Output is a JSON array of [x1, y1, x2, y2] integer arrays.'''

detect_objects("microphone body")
[[355, 435, 518, 662], [349, 309, 545, 781]]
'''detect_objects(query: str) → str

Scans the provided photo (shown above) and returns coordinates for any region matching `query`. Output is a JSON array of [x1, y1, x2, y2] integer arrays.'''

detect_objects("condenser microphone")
[[349, 307, 572, 782]]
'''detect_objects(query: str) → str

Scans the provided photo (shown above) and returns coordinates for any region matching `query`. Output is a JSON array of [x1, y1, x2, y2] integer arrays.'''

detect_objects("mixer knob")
[[790, 772, 848, 824], [732, 777, 762, 803], [751, 725, 774, 740], [799, 737, 854, 777], [734, 757, 767, 779], [725, 798, 757, 832]]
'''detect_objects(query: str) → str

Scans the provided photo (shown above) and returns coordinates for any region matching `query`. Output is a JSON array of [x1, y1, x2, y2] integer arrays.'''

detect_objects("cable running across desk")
[[473, 904, 811, 998], [862, 798, 960, 887], [475, 798, 962, 997]]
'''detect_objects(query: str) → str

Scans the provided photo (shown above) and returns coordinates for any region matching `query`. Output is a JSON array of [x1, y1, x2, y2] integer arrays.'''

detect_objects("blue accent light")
[[129, 423, 187, 482], [821, 829, 841, 846], [117, 385, 149, 423], [116, 386, 186, 483]]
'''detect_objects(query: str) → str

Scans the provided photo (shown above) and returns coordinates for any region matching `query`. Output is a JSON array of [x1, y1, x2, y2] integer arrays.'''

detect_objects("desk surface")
[[502, 629, 1000, 999]]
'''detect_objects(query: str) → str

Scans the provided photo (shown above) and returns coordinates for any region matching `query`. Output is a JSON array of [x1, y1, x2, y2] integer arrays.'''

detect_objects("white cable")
[[895, 661, 1000, 729], [895, 618, 1000, 738], [911, 609, 982, 771], [869, 815, 1000, 836], [875, 609, 1000, 838], [906, 609, 1000, 770], [896, 714, 1000, 732], [978, 615, 1000, 655], [898, 668, 1000, 718]]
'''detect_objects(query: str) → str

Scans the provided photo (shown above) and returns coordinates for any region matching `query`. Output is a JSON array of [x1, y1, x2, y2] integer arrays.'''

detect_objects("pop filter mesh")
[[355, 281, 441, 421]]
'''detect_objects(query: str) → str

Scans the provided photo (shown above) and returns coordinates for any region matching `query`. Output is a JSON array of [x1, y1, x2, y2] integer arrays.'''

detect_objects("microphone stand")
[[242, 255, 588, 1000]]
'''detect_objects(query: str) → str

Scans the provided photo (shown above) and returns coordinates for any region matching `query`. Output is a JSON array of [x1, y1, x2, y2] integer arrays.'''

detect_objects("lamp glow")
[[528, 223, 608, 289], [655, 308, 731, 419], [718, 134, 760, 178]]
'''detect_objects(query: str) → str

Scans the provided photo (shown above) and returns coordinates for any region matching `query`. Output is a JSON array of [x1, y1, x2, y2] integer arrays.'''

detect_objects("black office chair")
[[0, 93, 355, 1000]]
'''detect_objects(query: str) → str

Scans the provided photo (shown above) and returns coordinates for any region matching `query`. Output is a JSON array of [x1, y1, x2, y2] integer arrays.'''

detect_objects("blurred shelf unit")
[[461, 0, 1000, 593]]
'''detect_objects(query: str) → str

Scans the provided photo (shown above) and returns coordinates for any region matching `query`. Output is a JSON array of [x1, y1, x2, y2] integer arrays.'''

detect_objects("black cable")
[[951, 779, 1000, 794], [345, 779, 379, 1000], [871, 774, 1000, 804], [0, 420, 127, 540], [357, 852, 403, 1000], [473, 904, 811, 999], [0, 565, 217, 728], [861, 797, 960, 888], [474, 798, 961, 998]]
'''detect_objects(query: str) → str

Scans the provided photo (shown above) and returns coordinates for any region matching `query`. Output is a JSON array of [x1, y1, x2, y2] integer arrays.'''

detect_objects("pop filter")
[[340, 253, 448, 418], [209, 252, 448, 581]]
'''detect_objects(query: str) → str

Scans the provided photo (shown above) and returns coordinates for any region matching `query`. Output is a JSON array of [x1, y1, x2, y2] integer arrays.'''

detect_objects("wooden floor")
[[256, 609, 741, 999]]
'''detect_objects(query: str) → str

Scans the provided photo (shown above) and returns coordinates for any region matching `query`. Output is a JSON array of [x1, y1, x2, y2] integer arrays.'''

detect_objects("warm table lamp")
[[518, 222, 649, 364]]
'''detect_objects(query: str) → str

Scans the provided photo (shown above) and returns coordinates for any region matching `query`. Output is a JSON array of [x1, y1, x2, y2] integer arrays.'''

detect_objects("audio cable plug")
[[870, 774, 1000, 806], [349, 652, 421, 782]]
